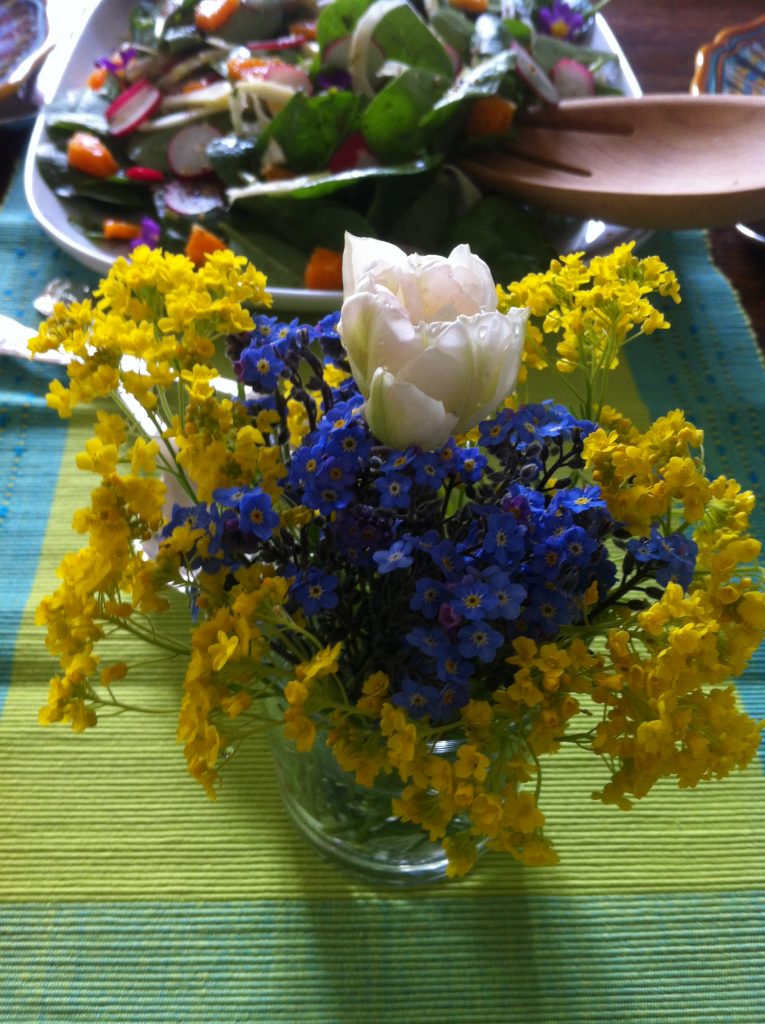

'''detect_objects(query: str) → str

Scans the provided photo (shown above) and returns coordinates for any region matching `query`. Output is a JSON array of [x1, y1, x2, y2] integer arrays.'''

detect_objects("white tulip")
[[339, 234, 528, 450]]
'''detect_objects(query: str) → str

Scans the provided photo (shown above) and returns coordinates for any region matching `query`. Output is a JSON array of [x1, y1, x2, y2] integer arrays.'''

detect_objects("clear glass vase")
[[268, 723, 479, 886]]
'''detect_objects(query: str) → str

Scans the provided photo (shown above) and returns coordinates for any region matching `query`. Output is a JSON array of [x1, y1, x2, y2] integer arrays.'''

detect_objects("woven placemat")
[[1, 158, 764, 1023]]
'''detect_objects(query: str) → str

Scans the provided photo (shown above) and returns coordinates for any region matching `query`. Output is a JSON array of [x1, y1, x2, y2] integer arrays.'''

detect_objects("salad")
[[36, 0, 620, 290]]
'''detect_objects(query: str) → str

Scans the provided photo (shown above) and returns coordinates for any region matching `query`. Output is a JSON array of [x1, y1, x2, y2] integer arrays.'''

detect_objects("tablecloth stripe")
[[1, 895, 764, 1023], [0, 358, 67, 717]]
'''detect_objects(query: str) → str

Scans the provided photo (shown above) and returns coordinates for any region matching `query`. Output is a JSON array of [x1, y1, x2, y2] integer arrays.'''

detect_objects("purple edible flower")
[[129, 217, 161, 252], [96, 46, 138, 74], [537, 1, 585, 39], [314, 67, 352, 92]]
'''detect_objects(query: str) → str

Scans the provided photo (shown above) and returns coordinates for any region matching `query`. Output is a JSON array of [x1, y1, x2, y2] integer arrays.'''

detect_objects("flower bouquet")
[[32, 235, 765, 883]]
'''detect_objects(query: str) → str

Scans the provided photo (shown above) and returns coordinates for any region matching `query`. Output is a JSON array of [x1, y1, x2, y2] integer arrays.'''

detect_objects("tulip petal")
[[451, 308, 528, 432], [339, 288, 421, 395], [342, 233, 409, 297], [365, 367, 458, 450]]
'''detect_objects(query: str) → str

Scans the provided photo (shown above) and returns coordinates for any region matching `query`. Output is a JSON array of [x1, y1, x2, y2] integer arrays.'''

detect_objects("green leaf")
[[500, 18, 532, 45], [317, 0, 376, 50], [36, 144, 150, 208], [265, 90, 364, 173], [387, 175, 461, 254], [448, 195, 555, 285], [361, 68, 448, 163], [429, 7, 474, 63], [365, 1, 455, 80], [426, 49, 517, 120], [531, 34, 617, 73], [222, 221, 307, 287], [227, 157, 437, 203], [44, 89, 111, 136], [206, 133, 262, 186], [126, 128, 178, 172], [129, 1, 160, 47]]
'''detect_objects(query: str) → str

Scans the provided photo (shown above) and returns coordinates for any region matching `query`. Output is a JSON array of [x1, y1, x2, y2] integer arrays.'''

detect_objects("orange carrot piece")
[[67, 132, 119, 178], [181, 76, 215, 93], [87, 66, 107, 91], [304, 248, 343, 291], [185, 223, 227, 266], [194, 0, 240, 33], [226, 55, 267, 81], [103, 219, 142, 241], [289, 20, 317, 41], [465, 96, 517, 138], [449, 0, 489, 13]]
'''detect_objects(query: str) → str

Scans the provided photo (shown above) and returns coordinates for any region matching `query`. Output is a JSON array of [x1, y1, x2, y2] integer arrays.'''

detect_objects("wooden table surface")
[[2, 0, 764, 346]]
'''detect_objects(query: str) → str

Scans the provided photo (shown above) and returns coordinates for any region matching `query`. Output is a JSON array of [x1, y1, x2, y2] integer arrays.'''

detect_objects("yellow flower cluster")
[[584, 407, 706, 535], [498, 242, 680, 419], [32, 246, 269, 418], [35, 247, 279, 752]]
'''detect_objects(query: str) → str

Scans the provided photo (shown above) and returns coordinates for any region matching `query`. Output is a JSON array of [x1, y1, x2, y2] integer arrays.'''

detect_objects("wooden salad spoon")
[[460, 94, 765, 229]]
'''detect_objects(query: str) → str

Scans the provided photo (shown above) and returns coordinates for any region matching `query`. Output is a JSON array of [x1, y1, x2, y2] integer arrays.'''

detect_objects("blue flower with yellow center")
[[375, 473, 412, 510], [454, 579, 498, 620], [290, 568, 339, 615], [458, 620, 504, 663], [373, 539, 414, 574], [410, 577, 446, 618], [238, 489, 280, 541]]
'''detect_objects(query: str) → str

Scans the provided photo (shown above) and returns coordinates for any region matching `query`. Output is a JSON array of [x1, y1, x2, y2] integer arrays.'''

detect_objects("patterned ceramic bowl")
[[0, 0, 52, 121], [691, 14, 765, 96], [692, 15, 765, 243]]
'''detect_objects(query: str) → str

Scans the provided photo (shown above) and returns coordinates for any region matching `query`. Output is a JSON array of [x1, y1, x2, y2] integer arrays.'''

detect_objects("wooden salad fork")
[[460, 94, 765, 229]]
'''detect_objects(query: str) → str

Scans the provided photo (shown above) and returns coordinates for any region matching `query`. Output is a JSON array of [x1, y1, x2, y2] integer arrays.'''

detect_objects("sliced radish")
[[167, 123, 222, 178], [328, 132, 376, 173], [163, 179, 224, 217], [442, 42, 462, 76], [322, 35, 351, 70], [106, 79, 163, 137], [247, 33, 307, 53], [512, 43, 559, 105], [265, 64, 313, 93], [550, 58, 595, 98], [262, 61, 313, 94]]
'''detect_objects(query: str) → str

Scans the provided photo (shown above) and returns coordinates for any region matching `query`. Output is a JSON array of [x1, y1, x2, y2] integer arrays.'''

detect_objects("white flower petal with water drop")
[[339, 234, 529, 450]]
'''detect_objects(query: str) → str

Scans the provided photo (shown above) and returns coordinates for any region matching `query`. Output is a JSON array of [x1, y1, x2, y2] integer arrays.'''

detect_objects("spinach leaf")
[[44, 89, 111, 136], [425, 49, 517, 122], [264, 90, 364, 173], [222, 220, 308, 287], [531, 34, 617, 73], [129, 1, 160, 47], [367, 1, 454, 81], [238, 197, 375, 252], [36, 144, 151, 208], [227, 157, 437, 203], [449, 195, 555, 285], [361, 68, 449, 163], [317, 0, 376, 52], [206, 134, 262, 185], [126, 128, 178, 172], [429, 7, 474, 64]]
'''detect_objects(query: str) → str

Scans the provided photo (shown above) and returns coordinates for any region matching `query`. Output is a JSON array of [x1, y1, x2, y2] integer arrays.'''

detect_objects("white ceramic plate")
[[23, 0, 646, 312]]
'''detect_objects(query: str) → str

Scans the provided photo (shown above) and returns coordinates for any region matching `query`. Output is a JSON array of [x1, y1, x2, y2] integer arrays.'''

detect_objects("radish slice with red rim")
[[247, 33, 307, 53], [106, 79, 163, 137], [167, 123, 222, 177], [511, 43, 559, 105], [162, 179, 225, 216]]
